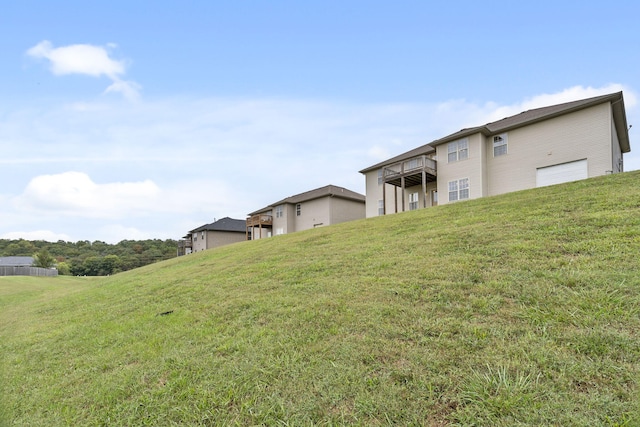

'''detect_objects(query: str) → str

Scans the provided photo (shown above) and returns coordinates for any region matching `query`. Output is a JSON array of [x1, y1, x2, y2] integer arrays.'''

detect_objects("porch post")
[[422, 170, 427, 208], [401, 176, 405, 212]]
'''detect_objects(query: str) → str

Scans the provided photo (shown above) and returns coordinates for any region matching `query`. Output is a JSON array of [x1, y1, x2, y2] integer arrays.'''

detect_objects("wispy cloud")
[[26, 40, 141, 101]]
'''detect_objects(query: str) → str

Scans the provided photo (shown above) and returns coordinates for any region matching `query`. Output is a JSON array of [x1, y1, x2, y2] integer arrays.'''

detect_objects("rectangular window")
[[296, 203, 301, 216], [493, 134, 507, 157], [409, 192, 419, 210], [448, 178, 470, 202], [378, 199, 384, 216], [447, 138, 469, 163], [377, 169, 383, 185], [275, 205, 283, 218]]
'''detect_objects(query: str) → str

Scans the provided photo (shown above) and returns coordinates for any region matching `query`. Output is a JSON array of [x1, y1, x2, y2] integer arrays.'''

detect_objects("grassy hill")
[[2, 171, 640, 426]]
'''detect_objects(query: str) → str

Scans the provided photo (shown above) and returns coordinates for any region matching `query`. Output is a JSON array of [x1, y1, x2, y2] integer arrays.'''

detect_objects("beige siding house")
[[178, 217, 247, 255], [246, 185, 366, 239], [360, 92, 631, 216]]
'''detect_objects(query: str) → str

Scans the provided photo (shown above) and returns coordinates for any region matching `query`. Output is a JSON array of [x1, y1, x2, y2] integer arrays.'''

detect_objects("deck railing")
[[384, 155, 437, 179], [246, 214, 273, 227]]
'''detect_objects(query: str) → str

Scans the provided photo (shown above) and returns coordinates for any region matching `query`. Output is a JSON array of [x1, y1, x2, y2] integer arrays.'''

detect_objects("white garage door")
[[536, 160, 588, 187]]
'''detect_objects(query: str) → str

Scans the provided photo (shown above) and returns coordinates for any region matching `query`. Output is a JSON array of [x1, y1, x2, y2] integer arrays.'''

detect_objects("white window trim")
[[448, 178, 470, 202], [493, 133, 508, 157], [409, 192, 419, 210], [447, 138, 469, 163]]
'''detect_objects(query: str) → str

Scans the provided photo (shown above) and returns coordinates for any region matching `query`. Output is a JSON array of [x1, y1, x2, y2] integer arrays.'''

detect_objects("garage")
[[536, 159, 588, 187]]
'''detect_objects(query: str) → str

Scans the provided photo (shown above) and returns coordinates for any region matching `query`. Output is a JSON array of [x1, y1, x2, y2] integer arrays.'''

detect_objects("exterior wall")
[[611, 109, 623, 172], [192, 230, 207, 252], [486, 103, 613, 196], [329, 197, 366, 224], [436, 132, 485, 205], [206, 231, 246, 249], [293, 198, 331, 231]]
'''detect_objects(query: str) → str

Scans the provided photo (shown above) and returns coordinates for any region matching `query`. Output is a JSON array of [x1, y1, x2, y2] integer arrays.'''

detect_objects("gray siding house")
[[178, 217, 248, 255], [246, 185, 366, 239], [360, 92, 631, 217]]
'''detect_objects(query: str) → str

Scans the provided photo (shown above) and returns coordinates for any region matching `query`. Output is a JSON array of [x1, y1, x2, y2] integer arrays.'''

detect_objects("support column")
[[401, 176, 406, 212], [422, 170, 427, 208]]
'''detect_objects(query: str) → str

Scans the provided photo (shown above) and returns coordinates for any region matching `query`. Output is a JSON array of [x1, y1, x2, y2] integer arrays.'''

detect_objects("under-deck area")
[[246, 214, 273, 240], [382, 155, 437, 214]]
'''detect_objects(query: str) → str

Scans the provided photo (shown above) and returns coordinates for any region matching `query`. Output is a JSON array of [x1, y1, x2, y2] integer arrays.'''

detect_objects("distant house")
[[360, 91, 631, 217], [0, 256, 58, 277], [246, 184, 366, 239], [178, 217, 248, 255], [0, 256, 34, 267]]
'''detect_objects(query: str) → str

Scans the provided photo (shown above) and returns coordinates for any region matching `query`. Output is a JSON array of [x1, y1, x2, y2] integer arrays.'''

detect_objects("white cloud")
[[13, 172, 161, 219], [1, 230, 72, 242], [26, 40, 140, 100]]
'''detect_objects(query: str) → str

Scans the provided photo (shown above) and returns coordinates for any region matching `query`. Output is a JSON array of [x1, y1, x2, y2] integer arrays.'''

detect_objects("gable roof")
[[0, 256, 34, 267], [360, 91, 630, 173], [190, 217, 246, 233], [249, 185, 365, 216]]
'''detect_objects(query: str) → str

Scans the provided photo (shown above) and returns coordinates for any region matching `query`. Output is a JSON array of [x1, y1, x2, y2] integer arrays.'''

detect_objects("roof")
[[249, 185, 365, 216], [0, 256, 34, 267], [190, 217, 246, 233], [360, 91, 630, 173]]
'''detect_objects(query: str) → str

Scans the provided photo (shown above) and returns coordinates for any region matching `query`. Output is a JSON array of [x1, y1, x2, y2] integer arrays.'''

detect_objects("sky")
[[1, 1, 639, 243]]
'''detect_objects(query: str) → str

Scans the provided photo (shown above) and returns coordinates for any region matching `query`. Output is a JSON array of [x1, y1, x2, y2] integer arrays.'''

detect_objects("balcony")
[[178, 239, 192, 248], [383, 155, 437, 187], [246, 214, 273, 227]]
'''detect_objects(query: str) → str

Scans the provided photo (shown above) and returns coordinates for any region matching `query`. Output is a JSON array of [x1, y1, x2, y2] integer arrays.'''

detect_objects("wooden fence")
[[0, 266, 58, 277]]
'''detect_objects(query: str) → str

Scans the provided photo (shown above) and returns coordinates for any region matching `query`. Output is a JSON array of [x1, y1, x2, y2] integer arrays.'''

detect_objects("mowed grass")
[[2, 171, 640, 426]]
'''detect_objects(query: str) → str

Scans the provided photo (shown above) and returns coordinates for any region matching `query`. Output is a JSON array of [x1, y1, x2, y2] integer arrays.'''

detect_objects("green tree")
[[56, 261, 71, 275], [33, 248, 55, 268]]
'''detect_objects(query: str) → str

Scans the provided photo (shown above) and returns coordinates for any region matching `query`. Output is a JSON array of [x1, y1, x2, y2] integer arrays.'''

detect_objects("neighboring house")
[[246, 185, 366, 239], [178, 217, 248, 255], [0, 256, 58, 277], [360, 91, 631, 217], [0, 256, 34, 267]]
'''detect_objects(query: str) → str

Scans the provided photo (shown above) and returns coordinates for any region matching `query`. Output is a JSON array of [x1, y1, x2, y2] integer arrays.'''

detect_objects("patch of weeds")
[[455, 365, 544, 424]]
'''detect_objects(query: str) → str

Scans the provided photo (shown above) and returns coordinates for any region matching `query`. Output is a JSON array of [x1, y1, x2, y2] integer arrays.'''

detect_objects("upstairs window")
[[296, 203, 301, 216], [447, 139, 469, 163], [275, 205, 283, 218], [493, 134, 508, 157], [448, 178, 470, 202], [377, 169, 383, 185]]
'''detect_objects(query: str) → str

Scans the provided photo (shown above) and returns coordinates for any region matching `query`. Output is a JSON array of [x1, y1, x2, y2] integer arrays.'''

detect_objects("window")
[[377, 169, 383, 185], [448, 178, 470, 202], [378, 199, 385, 216], [275, 205, 283, 218], [409, 192, 419, 210], [493, 134, 507, 157], [296, 203, 301, 216], [447, 139, 469, 163]]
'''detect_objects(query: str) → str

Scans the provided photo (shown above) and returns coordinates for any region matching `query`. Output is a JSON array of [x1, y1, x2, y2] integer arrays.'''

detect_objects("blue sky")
[[1, 1, 639, 243]]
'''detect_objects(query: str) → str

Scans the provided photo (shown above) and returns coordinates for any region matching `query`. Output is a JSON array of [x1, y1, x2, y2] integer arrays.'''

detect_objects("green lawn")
[[2, 171, 640, 426]]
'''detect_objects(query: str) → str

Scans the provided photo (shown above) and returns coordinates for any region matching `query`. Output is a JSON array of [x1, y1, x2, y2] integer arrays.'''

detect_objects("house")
[[178, 217, 248, 255], [360, 91, 631, 217], [246, 185, 366, 239], [0, 256, 58, 277], [0, 256, 34, 267]]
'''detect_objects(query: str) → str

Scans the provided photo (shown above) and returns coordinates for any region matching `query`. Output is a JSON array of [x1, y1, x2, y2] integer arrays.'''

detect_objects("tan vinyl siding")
[[611, 111, 623, 172], [293, 197, 331, 230], [364, 170, 403, 217], [330, 197, 366, 224], [206, 231, 246, 249], [486, 103, 612, 196], [436, 133, 485, 204]]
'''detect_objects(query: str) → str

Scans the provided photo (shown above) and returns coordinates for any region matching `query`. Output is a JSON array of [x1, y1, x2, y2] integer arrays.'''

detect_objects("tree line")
[[0, 239, 178, 276]]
